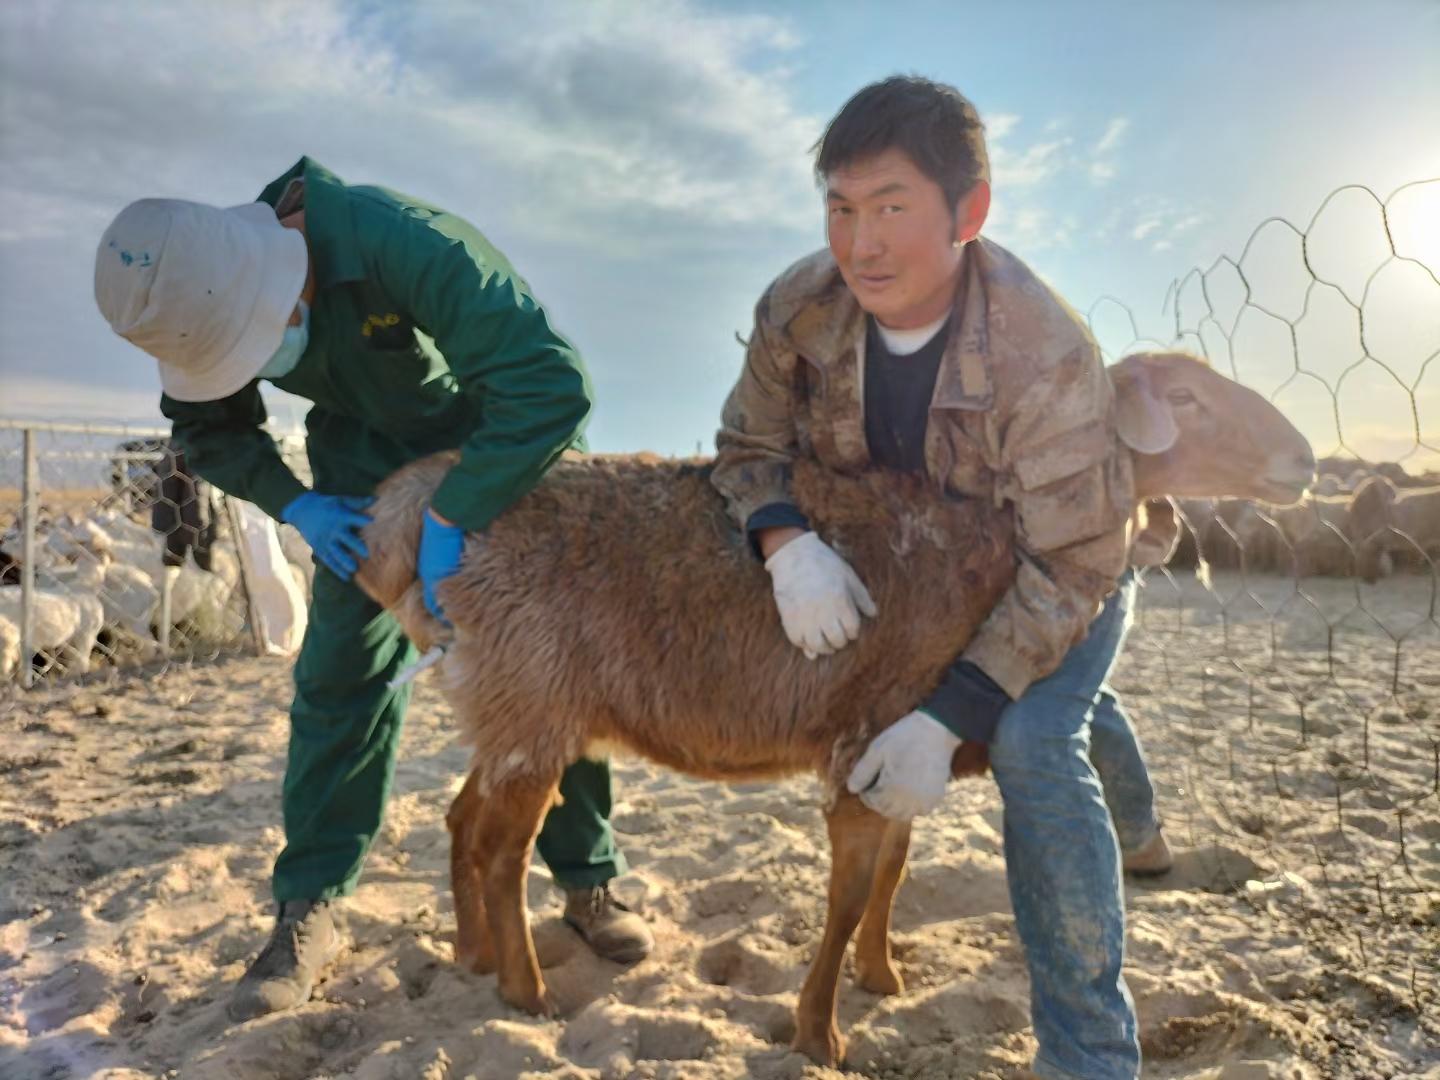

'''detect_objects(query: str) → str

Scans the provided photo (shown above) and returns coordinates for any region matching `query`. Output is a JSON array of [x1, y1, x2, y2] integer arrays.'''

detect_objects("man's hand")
[[419, 508, 467, 623], [763, 531, 877, 659], [846, 710, 962, 820], [281, 492, 373, 582]]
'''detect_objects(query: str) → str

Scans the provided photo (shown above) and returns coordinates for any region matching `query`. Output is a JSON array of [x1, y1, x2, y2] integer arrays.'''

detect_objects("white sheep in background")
[[12, 510, 239, 662], [66, 520, 238, 632], [29, 555, 107, 675], [0, 586, 79, 667], [0, 579, 92, 676], [41, 548, 159, 652], [90, 509, 163, 550], [101, 558, 162, 639], [0, 614, 18, 683]]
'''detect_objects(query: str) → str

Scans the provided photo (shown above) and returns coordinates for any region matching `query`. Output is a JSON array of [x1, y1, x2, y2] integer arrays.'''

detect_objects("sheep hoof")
[[456, 946, 496, 975], [792, 1021, 845, 1066], [855, 961, 904, 996], [501, 979, 556, 1018]]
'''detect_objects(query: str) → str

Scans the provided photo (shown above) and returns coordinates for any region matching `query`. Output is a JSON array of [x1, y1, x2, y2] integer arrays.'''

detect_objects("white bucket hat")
[[94, 198, 309, 402]]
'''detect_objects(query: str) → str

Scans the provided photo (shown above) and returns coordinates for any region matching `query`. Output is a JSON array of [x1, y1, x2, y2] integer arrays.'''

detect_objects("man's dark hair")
[[814, 75, 989, 211]]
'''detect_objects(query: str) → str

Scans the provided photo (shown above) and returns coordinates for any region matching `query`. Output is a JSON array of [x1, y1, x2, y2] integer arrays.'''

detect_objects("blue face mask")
[[257, 301, 310, 381]]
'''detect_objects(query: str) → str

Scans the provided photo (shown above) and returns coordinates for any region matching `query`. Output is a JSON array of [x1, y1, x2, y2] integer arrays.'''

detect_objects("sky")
[[2, 0, 1437, 470]]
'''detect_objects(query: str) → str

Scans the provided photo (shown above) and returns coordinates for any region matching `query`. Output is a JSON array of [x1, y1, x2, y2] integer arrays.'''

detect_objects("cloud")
[[987, 113, 1130, 198], [0, 0, 822, 256], [1093, 117, 1130, 156], [986, 202, 1076, 254], [990, 136, 1073, 189], [984, 112, 1021, 140], [0, 0, 829, 435], [1113, 197, 1208, 254], [1084, 116, 1129, 186]]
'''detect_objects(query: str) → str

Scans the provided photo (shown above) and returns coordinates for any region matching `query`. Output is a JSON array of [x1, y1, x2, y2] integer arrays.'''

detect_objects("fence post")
[[19, 427, 37, 690], [158, 567, 173, 658]]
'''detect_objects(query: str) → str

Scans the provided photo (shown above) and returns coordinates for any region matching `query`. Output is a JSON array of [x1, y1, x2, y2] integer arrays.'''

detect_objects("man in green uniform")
[[93, 158, 652, 1021]]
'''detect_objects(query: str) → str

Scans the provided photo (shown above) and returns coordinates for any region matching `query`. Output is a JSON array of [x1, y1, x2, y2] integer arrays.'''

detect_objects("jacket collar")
[[788, 241, 997, 413], [256, 157, 366, 290], [931, 242, 995, 412]]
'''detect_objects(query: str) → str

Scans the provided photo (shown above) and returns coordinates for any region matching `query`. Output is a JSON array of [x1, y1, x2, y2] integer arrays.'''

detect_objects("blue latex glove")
[[419, 508, 467, 623], [281, 492, 373, 582]]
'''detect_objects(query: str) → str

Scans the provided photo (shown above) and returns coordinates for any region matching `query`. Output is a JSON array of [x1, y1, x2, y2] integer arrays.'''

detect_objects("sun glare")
[[1386, 179, 1440, 270]]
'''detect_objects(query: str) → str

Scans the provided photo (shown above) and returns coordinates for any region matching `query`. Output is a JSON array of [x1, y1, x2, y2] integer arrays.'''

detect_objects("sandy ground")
[[1, 571, 1436, 1080]]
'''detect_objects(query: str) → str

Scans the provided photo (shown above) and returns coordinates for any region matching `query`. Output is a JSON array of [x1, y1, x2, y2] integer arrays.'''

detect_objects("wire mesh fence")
[[1082, 178, 1439, 1042], [0, 420, 312, 690]]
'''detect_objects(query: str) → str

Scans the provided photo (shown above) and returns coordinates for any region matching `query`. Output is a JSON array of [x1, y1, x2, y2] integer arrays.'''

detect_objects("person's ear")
[[953, 180, 991, 245]]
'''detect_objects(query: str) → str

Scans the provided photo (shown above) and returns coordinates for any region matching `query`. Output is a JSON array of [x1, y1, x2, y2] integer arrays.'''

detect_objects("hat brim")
[[158, 203, 309, 402]]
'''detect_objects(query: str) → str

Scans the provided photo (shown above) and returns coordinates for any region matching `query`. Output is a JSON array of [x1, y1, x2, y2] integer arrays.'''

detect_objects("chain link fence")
[[1082, 178, 1439, 1045], [0, 420, 312, 691]]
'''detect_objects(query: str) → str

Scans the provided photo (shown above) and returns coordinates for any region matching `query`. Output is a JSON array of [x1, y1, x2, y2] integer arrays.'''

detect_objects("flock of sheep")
[[0, 506, 251, 683], [1, 455, 1435, 689], [1168, 464, 1439, 582]]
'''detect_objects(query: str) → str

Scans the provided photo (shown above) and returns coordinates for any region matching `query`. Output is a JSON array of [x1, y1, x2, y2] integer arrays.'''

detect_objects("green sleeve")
[[161, 385, 308, 520], [366, 207, 592, 532]]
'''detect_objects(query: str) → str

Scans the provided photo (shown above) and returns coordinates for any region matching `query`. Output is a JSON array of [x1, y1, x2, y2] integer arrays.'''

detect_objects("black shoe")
[[227, 899, 345, 1022]]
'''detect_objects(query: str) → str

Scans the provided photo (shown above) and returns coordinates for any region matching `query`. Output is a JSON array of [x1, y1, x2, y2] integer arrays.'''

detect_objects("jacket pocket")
[[1008, 420, 1126, 553]]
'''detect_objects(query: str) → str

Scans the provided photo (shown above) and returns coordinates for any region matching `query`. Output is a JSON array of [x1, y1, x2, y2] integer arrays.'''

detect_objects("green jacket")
[[161, 157, 592, 531]]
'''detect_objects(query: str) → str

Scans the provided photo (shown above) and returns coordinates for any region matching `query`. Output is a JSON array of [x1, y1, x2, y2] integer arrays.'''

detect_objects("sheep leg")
[[446, 769, 495, 974], [793, 792, 889, 1066], [852, 817, 912, 995], [478, 774, 559, 1018]]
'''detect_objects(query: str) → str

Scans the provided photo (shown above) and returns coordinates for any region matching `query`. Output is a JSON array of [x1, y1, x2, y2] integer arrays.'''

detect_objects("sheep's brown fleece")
[[1349, 477, 1440, 579], [354, 452, 1013, 799]]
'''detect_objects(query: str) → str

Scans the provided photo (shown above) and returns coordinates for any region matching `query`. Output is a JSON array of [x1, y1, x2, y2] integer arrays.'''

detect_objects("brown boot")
[[1123, 830, 1174, 878], [227, 900, 345, 1021], [563, 884, 654, 964]]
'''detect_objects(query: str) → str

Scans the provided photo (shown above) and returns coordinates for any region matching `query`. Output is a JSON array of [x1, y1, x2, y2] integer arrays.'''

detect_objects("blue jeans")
[[989, 571, 1156, 1080]]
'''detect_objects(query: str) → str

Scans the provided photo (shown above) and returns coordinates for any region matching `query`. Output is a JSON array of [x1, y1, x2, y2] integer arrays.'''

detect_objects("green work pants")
[[271, 566, 627, 902]]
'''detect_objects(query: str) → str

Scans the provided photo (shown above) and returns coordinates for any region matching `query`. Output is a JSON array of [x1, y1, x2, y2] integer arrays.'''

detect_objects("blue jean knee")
[[1090, 688, 1161, 852], [988, 579, 1142, 1080]]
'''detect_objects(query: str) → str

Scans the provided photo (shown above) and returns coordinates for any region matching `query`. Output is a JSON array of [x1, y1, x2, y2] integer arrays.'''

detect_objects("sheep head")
[[1347, 474, 1399, 583], [1112, 351, 1314, 505]]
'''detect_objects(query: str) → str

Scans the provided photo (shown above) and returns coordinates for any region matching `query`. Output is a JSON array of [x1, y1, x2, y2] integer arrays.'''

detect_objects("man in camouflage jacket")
[[712, 77, 1169, 1080]]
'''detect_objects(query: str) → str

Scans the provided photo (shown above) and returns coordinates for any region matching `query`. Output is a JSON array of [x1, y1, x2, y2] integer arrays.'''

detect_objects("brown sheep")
[[1232, 493, 1356, 577], [351, 350, 1314, 1066], [1349, 476, 1440, 581], [1168, 496, 1257, 571]]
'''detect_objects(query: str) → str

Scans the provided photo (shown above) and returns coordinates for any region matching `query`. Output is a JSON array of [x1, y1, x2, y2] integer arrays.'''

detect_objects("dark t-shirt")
[[862, 314, 948, 474]]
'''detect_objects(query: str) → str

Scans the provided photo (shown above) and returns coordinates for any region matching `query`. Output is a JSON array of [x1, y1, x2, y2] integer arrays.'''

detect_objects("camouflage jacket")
[[712, 239, 1135, 700]]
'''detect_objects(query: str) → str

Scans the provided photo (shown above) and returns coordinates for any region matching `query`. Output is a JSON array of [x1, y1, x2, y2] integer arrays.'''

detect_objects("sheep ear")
[[1113, 361, 1179, 455]]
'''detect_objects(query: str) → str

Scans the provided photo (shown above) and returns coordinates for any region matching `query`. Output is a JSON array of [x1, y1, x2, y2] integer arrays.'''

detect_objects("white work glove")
[[763, 531, 877, 659], [847, 710, 963, 820]]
